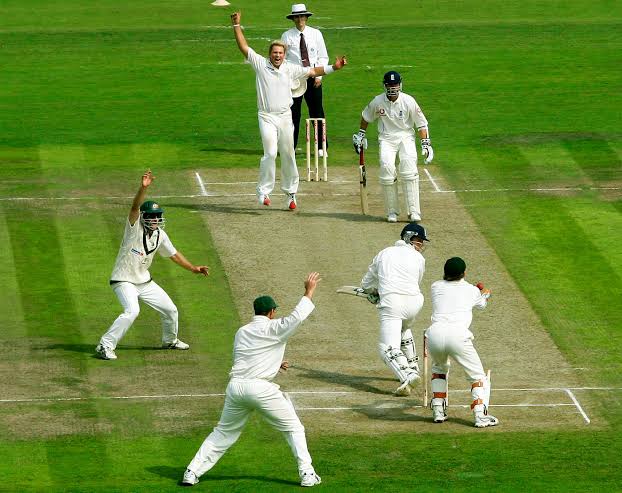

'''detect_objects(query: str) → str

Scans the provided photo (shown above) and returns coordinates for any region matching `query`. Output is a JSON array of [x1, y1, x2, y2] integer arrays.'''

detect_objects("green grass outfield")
[[1, 0, 621, 491]]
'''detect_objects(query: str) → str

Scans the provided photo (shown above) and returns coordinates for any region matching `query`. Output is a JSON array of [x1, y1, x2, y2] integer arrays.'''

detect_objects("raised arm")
[[307, 55, 347, 78], [231, 12, 249, 58], [129, 170, 154, 225], [169, 251, 209, 276]]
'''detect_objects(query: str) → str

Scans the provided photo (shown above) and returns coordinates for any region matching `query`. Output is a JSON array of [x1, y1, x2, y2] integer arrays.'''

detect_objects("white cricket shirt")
[[281, 25, 329, 69], [361, 240, 425, 296], [429, 279, 488, 334], [229, 296, 315, 381], [247, 47, 309, 114], [362, 92, 428, 141], [110, 219, 176, 284]]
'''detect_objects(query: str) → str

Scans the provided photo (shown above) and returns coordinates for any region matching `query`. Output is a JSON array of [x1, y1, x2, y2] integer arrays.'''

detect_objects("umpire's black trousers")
[[291, 77, 327, 149]]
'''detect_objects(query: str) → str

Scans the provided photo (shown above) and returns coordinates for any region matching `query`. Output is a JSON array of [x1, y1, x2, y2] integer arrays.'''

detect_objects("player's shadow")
[[39, 343, 163, 356], [199, 147, 260, 156], [168, 202, 382, 222], [146, 466, 298, 487], [355, 400, 430, 422], [292, 366, 395, 395]]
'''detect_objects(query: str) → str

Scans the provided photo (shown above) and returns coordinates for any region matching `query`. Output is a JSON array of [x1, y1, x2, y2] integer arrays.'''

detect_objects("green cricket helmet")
[[140, 200, 166, 230]]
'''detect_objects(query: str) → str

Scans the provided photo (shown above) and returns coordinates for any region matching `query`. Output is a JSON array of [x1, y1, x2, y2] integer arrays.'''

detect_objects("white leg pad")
[[401, 177, 420, 220], [400, 330, 419, 371], [382, 182, 400, 216], [380, 344, 414, 383]]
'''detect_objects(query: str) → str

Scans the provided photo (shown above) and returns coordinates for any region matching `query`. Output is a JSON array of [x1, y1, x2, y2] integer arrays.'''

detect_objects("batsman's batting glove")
[[363, 287, 379, 304], [352, 129, 368, 154], [421, 138, 434, 164]]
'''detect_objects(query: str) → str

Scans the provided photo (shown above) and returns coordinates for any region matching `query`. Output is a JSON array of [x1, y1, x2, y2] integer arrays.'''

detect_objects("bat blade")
[[336, 285, 368, 298], [359, 148, 369, 215]]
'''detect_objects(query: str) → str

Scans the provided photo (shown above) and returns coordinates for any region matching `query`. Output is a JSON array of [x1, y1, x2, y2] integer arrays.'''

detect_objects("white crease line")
[[423, 167, 442, 192], [296, 403, 577, 411], [564, 388, 591, 424], [194, 171, 208, 196]]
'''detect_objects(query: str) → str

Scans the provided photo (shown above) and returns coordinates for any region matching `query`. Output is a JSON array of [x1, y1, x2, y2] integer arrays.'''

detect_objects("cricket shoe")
[[408, 212, 421, 222], [474, 413, 499, 428], [318, 149, 328, 158], [394, 371, 420, 397], [181, 469, 199, 486], [300, 471, 322, 487], [387, 213, 398, 223], [258, 194, 271, 206], [163, 339, 190, 350], [95, 344, 117, 360], [432, 404, 447, 423], [287, 193, 297, 210]]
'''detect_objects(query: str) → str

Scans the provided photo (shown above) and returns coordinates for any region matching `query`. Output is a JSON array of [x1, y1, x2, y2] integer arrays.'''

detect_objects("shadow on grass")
[[39, 343, 163, 355], [146, 465, 298, 487], [168, 202, 382, 222], [199, 147, 260, 156], [292, 365, 394, 395]]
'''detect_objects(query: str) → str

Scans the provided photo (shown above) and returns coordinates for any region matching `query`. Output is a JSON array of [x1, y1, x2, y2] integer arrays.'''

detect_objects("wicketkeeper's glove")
[[352, 129, 368, 154], [421, 138, 434, 164]]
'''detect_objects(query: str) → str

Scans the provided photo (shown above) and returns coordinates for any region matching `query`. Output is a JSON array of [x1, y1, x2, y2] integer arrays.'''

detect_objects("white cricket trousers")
[[99, 280, 178, 349], [187, 378, 314, 478], [425, 324, 486, 383], [257, 110, 300, 196], [378, 135, 419, 185], [377, 293, 424, 354]]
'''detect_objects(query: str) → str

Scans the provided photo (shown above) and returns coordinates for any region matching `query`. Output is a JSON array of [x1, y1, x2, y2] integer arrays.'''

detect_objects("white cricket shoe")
[[408, 212, 421, 222], [387, 213, 398, 223], [318, 149, 328, 158], [181, 469, 199, 486], [394, 371, 420, 396], [95, 344, 117, 360], [300, 471, 322, 487], [287, 193, 297, 210], [258, 194, 271, 206], [432, 404, 447, 423], [163, 339, 190, 350], [474, 413, 499, 428]]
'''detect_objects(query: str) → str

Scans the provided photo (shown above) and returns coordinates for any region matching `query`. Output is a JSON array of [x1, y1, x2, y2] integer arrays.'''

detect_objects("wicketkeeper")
[[353, 70, 433, 223], [425, 257, 499, 428], [361, 223, 429, 396]]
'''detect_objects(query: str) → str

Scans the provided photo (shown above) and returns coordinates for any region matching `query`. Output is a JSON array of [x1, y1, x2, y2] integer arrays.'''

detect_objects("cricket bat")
[[359, 147, 369, 214], [336, 285, 369, 298]]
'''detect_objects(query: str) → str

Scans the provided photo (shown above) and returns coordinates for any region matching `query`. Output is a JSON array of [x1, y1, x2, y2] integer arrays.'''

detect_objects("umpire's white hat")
[[287, 4, 313, 19]]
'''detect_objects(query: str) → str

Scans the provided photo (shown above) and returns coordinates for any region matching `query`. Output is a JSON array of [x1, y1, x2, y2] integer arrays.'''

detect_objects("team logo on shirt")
[[131, 248, 144, 257], [379, 108, 386, 116]]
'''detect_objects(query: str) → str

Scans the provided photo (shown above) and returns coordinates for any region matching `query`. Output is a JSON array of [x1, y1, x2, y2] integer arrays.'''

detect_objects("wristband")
[[322, 64, 334, 75], [232, 24, 240, 27], [359, 128, 366, 135]]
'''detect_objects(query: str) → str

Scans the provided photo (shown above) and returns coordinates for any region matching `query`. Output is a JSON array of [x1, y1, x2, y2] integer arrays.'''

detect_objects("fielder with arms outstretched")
[[425, 257, 499, 428], [95, 170, 209, 360], [231, 11, 346, 211], [353, 71, 433, 223], [182, 272, 322, 488], [361, 223, 429, 396]]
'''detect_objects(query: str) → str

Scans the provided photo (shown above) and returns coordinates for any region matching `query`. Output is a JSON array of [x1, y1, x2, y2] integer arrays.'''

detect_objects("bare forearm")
[[232, 26, 249, 56], [129, 185, 147, 224], [170, 252, 209, 276], [359, 119, 369, 131], [417, 127, 429, 139]]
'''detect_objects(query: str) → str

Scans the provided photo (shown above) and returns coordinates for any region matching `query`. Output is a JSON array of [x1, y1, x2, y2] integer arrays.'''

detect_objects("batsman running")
[[425, 257, 499, 428], [353, 70, 433, 223], [360, 222, 429, 396], [95, 170, 209, 360]]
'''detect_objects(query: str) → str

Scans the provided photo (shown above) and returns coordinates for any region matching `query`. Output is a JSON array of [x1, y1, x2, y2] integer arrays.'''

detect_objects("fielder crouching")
[[425, 257, 499, 428], [360, 223, 429, 396]]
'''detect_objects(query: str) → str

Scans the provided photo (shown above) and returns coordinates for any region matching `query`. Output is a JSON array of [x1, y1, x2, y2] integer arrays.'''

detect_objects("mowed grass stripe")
[[564, 139, 622, 183], [0, 207, 25, 334]]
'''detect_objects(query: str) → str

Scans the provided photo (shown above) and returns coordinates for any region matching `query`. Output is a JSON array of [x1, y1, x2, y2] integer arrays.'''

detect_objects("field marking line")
[[564, 388, 591, 424], [297, 403, 578, 411], [1, 387, 619, 404], [194, 171, 208, 196], [423, 167, 442, 192]]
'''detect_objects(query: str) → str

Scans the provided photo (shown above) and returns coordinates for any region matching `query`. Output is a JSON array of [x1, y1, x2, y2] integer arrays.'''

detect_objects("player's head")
[[140, 200, 165, 231], [443, 257, 466, 281], [400, 222, 429, 252], [268, 40, 287, 67], [383, 71, 402, 99], [254, 295, 278, 317]]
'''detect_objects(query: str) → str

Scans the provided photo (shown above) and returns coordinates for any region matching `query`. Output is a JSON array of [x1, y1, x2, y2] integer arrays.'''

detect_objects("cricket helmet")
[[383, 71, 402, 97], [140, 200, 166, 231], [401, 222, 429, 251]]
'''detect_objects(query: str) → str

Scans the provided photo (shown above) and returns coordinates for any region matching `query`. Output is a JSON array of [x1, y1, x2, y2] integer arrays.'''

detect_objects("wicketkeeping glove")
[[352, 129, 368, 154], [421, 138, 434, 164]]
